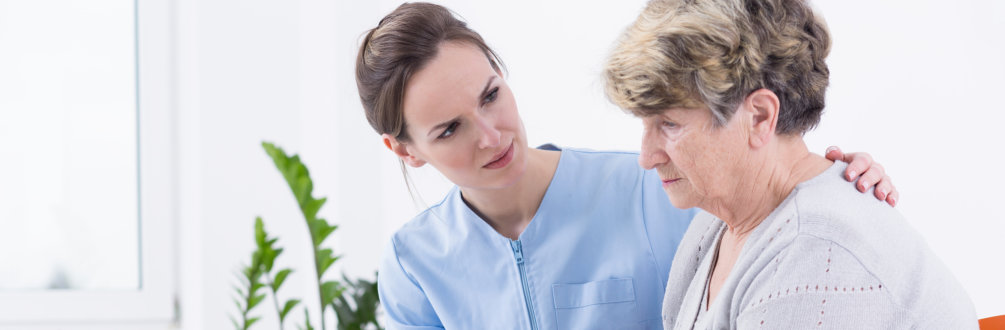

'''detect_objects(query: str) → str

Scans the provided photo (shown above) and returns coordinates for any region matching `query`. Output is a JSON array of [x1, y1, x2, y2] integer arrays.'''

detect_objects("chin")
[[498, 154, 528, 187], [664, 189, 697, 210]]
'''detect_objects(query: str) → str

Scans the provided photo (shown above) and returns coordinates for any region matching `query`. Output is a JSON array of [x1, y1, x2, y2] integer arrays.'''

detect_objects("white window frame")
[[0, 0, 176, 327]]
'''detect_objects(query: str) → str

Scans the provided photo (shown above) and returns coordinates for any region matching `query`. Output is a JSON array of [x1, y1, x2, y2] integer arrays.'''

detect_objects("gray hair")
[[604, 0, 832, 135]]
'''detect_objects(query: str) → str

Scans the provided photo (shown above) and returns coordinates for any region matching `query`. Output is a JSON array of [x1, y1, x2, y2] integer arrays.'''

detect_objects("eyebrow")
[[426, 76, 497, 137]]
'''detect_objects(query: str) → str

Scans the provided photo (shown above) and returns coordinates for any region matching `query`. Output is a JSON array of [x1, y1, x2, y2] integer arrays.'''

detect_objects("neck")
[[706, 137, 832, 239], [460, 147, 560, 240]]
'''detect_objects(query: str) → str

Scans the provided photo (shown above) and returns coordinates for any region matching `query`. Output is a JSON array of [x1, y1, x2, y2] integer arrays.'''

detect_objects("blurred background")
[[1, 0, 1002, 329]]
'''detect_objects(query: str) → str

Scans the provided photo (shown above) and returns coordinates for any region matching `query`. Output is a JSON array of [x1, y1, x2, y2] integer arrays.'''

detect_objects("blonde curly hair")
[[605, 0, 831, 135]]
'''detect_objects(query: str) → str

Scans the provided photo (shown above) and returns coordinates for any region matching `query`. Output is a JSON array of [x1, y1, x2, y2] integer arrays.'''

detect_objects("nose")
[[474, 114, 501, 149], [639, 127, 669, 170]]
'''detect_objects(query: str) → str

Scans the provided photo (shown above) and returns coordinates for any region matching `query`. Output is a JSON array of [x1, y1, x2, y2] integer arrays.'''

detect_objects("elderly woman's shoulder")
[[755, 163, 978, 327], [789, 162, 906, 243], [786, 162, 920, 273]]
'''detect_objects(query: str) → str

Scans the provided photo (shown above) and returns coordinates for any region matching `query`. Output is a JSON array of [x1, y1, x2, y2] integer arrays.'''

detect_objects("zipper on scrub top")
[[510, 240, 539, 330]]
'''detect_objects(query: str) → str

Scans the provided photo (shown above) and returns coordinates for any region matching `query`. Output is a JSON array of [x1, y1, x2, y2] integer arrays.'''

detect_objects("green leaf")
[[261, 249, 278, 272], [268, 248, 284, 271], [262, 142, 312, 208], [284, 154, 302, 181], [325, 273, 383, 329], [230, 315, 241, 330], [320, 280, 343, 305], [302, 198, 326, 222], [309, 222, 323, 244], [314, 222, 337, 244], [280, 299, 300, 321], [232, 297, 244, 314], [233, 284, 246, 298], [254, 217, 266, 247], [316, 246, 332, 260], [248, 293, 266, 310], [246, 316, 261, 330], [250, 252, 263, 271], [295, 177, 312, 208], [250, 282, 264, 295], [302, 309, 315, 330], [316, 247, 332, 261], [262, 142, 285, 169], [264, 142, 352, 330], [235, 272, 250, 286], [332, 293, 355, 327], [272, 269, 293, 291], [317, 248, 341, 277]]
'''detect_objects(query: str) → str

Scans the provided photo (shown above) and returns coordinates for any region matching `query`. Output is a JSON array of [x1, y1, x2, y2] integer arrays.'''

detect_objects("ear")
[[381, 133, 427, 168], [743, 88, 780, 149]]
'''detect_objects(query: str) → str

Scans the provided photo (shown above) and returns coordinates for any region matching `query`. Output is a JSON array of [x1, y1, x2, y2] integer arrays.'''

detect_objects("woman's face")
[[394, 42, 528, 190], [638, 106, 748, 210]]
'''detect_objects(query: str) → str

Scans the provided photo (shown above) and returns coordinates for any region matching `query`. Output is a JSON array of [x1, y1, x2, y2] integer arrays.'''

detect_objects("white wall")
[[810, 0, 1005, 320], [175, 0, 1005, 329]]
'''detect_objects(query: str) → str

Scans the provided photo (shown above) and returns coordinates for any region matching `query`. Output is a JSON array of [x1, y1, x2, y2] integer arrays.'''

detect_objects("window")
[[0, 0, 174, 325]]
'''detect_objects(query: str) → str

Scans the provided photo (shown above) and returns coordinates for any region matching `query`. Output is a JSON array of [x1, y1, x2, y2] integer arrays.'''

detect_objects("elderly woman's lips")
[[662, 178, 681, 187]]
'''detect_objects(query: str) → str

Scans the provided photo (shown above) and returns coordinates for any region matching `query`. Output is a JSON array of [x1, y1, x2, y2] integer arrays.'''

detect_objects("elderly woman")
[[605, 0, 977, 328]]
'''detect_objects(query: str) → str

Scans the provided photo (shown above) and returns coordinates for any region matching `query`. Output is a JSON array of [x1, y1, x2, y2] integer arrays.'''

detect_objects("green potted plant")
[[232, 142, 383, 330]]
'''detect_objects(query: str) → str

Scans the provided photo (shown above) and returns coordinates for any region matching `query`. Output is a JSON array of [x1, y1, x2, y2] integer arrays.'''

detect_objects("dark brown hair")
[[355, 2, 505, 205], [355, 2, 504, 143]]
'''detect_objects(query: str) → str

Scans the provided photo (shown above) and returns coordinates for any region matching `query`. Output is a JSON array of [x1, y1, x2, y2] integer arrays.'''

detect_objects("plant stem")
[[316, 260, 327, 330], [263, 272, 285, 330], [240, 265, 263, 330]]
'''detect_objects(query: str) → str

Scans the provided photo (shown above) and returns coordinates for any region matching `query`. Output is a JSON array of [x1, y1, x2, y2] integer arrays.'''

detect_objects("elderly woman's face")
[[638, 107, 749, 209]]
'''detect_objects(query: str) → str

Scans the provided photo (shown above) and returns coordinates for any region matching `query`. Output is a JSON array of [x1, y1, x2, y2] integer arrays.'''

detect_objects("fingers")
[[873, 175, 894, 201], [886, 186, 899, 207], [856, 162, 885, 193], [825, 146, 843, 162], [825, 147, 898, 206], [843, 152, 873, 182]]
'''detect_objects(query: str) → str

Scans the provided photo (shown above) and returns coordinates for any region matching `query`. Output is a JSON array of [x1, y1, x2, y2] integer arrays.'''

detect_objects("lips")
[[483, 142, 514, 169], [662, 178, 681, 187]]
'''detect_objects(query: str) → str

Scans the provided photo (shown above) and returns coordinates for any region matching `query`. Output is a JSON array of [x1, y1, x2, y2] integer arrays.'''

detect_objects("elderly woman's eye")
[[661, 121, 678, 128]]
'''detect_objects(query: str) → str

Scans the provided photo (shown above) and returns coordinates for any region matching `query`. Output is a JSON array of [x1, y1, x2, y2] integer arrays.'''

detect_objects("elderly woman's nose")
[[475, 116, 501, 149], [639, 133, 669, 169], [639, 149, 668, 169]]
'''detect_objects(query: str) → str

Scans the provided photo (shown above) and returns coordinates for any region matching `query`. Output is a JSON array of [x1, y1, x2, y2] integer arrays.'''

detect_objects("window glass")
[[0, 0, 138, 290]]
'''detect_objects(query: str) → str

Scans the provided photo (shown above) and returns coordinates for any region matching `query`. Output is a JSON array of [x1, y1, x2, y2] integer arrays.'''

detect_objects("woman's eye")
[[483, 87, 499, 104], [438, 122, 459, 139], [661, 121, 677, 129]]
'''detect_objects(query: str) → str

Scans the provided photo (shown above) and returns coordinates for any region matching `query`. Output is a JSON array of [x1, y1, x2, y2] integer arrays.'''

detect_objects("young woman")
[[354, 3, 897, 329]]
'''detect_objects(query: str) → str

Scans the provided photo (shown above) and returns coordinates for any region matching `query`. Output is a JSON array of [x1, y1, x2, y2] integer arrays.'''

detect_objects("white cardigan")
[[661, 161, 977, 329]]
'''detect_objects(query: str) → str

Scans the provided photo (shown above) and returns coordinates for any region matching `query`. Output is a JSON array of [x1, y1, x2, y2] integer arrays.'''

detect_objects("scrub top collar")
[[453, 148, 568, 245]]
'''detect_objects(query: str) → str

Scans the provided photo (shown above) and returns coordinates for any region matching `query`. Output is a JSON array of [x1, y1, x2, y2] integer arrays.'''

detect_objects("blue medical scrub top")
[[378, 148, 696, 330]]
